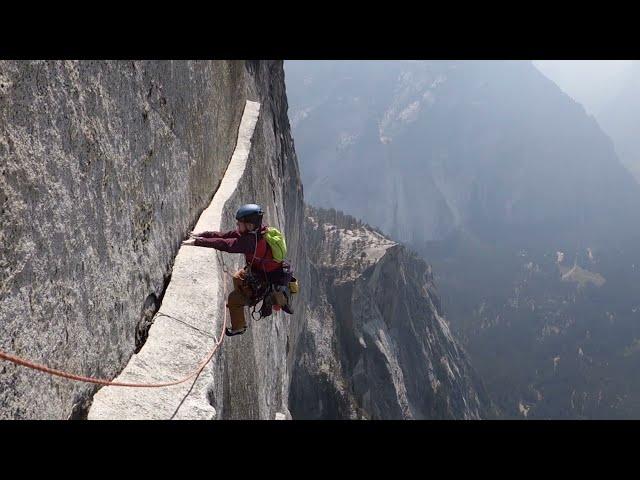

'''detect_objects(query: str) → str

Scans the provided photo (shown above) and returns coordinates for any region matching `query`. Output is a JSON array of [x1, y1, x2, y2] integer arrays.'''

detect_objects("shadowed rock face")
[[290, 206, 494, 419]]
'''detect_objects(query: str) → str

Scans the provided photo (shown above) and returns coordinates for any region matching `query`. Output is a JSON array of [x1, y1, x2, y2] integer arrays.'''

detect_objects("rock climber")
[[181, 203, 295, 337]]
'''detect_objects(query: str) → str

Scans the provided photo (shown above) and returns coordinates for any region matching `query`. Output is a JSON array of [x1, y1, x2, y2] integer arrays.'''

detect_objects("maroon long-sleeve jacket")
[[193, 225, 281, 273]]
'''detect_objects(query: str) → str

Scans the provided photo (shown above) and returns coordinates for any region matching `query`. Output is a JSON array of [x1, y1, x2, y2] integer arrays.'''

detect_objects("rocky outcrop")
[[0, 60, 306, 419], [289, 206, 493, 419]]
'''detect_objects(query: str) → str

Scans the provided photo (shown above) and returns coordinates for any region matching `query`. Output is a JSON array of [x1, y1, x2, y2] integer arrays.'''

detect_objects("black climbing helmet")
[[236, 203, 263, 226]]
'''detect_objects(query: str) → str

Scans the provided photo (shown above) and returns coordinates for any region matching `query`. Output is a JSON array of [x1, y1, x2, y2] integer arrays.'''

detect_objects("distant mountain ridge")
[[286, 60, 640, 251]]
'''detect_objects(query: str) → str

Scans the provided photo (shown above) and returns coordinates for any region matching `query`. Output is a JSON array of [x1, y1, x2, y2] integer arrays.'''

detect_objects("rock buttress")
[[289, 206, 494, 419]]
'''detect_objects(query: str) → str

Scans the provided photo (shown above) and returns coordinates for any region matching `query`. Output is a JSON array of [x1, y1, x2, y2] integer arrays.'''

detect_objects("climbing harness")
[[218, 228, 298, 322], [250, 282, 274, 321], [243, 230, 283, 321]]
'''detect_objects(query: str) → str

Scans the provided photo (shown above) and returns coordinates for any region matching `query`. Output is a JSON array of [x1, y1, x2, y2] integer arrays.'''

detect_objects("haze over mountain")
[[533, 61, 633, 115], [286, 60, 640, 418], [596, 61, 640, 183], [535, 60, 640, 183], [286, 60, 640, 248]]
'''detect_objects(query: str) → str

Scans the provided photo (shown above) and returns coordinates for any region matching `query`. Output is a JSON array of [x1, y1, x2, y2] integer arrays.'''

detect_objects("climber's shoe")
[[282, 304, 294, 315], [225, 326, 247, 337]]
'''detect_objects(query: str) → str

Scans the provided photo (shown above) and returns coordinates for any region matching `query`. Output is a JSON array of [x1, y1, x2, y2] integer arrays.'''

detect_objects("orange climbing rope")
[[0, 314, 226, 388], [0, 256, 230, 388]]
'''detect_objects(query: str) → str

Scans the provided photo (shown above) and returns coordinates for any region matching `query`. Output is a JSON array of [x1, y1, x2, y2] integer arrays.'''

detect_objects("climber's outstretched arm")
[[191, 230, 241, 239], [191, 233, 254, 254]]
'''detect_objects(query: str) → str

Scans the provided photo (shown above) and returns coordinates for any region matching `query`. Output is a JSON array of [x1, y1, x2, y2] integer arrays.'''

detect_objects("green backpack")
[[264, 227, 287, 262]]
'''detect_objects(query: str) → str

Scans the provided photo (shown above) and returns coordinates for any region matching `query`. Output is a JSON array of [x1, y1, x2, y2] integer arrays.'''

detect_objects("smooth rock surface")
[[0, 61, 247, 419]]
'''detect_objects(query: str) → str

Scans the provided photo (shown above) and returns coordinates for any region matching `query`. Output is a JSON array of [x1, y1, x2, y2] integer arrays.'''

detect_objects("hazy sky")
[[533, 60, 635, 115]]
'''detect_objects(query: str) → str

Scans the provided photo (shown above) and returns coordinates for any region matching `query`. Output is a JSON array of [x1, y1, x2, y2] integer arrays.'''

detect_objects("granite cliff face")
[[289, 206, 493, 419], [0, 60, 305, 419], [1, 60, 485, 420]]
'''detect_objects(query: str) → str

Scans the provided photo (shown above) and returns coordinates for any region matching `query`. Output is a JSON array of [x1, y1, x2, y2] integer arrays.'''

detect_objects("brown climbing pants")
[[227, 269, 255, 330], [226, 268, 288, 330]]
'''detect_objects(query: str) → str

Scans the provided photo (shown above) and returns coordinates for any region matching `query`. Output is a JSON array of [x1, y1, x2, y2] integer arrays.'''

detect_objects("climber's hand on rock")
[[182, 238, 196, 246]]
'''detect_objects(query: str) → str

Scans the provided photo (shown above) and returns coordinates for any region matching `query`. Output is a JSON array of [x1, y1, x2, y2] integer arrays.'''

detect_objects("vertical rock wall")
[[0, 60, 302, 419]]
